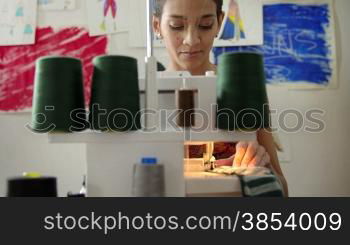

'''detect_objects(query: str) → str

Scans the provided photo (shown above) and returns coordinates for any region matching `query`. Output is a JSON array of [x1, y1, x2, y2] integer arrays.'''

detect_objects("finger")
[[233, 141, 248, 167], [256, 152, 270, 168], [241, 141, 259, 167], [248, 145, 266, 167], [262, 152, 271, 167], [214, 157, 234, 168]]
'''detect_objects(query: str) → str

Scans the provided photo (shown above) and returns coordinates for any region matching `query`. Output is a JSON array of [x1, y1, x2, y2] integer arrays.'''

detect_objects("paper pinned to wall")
[[264, 0, 337, 89], [0, 27, 108, 112], [86, 0, 129, 36], [213, 0, 337, 89], [0, 0, 38, 46], [38, 0, 76, 11], [215, 0, 263, 47]]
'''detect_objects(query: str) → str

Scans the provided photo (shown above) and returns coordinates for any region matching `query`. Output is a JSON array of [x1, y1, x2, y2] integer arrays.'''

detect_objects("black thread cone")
[[31, 56, 87, 133], [89, 55, 141, 131], [216, 52, 270, 130], [7, 177, 57, 197]]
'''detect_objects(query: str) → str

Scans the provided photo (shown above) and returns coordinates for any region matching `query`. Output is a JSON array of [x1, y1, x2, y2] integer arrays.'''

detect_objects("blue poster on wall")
[[213, 0, 337, 88]]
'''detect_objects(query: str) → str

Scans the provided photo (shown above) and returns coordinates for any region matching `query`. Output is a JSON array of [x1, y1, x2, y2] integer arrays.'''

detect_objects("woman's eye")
[[199, 20, 214, 30], [199, 24, 214, 30], [169, 25, 184, 30]]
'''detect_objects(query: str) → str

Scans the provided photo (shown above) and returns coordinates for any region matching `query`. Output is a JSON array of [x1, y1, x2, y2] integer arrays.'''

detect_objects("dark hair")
[[153, 0, 223, 20]]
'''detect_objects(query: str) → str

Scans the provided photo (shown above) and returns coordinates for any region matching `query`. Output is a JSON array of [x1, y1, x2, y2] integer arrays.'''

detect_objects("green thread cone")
[[216, 52, 270, 130], [31, 56, 87, 133], [89, 55, 141, 131]]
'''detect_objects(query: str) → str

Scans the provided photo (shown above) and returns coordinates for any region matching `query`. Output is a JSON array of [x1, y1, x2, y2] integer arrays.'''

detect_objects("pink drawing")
[[0, 27, 108, 112], [100, 0, 117, 31], [104, 0, 117, 18]]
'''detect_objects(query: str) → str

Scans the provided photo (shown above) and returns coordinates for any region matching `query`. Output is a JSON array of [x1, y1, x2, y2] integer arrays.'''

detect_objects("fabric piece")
[[209, 166, 284, 197], [238, 174, 284, 197]]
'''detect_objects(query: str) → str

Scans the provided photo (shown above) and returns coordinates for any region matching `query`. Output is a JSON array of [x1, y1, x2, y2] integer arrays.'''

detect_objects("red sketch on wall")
[[0, 27, 108, 112]]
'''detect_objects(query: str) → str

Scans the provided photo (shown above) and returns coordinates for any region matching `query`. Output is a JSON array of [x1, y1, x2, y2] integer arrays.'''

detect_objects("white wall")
[[0, 0, 349, 197]]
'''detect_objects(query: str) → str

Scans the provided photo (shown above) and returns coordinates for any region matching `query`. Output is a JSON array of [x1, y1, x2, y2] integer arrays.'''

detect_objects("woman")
[[153, 0, 288, 196]]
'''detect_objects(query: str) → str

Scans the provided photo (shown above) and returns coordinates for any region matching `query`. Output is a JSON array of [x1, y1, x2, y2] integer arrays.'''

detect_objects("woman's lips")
[[180, 51, 203, 59]]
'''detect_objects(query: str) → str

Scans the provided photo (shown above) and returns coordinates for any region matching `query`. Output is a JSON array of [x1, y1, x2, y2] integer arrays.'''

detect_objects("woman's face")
[[153, 0, 223, 74]]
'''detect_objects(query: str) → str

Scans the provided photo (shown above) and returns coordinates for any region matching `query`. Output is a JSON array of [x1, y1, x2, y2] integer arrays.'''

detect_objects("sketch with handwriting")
[[0, 27, 108, 112], [213, 1, 336, 88], [0, 0, 37, 46]]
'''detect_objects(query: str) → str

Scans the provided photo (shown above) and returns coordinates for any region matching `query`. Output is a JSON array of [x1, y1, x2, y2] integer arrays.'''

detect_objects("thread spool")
[[89, 55, 141, 131], [175, 79, 195, 128], [31, 56, 87, 133], [7, 176, 57, 197], [216, 52, 270, 130], [132, 158, 165, 197]]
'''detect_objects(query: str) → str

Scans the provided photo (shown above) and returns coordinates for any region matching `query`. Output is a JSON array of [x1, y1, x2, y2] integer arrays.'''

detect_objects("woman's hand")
[[213, 141, 271, 168], [233, 141, 270, 168]]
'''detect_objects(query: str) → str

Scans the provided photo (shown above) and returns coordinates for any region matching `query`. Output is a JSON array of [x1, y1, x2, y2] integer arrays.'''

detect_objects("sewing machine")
[[48, 72, 256, 196], [47, 0, 256, 197]]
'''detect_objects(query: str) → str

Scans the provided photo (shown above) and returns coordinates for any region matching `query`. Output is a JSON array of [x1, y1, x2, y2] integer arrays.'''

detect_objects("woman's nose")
[[182, 28, 200, 46]]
